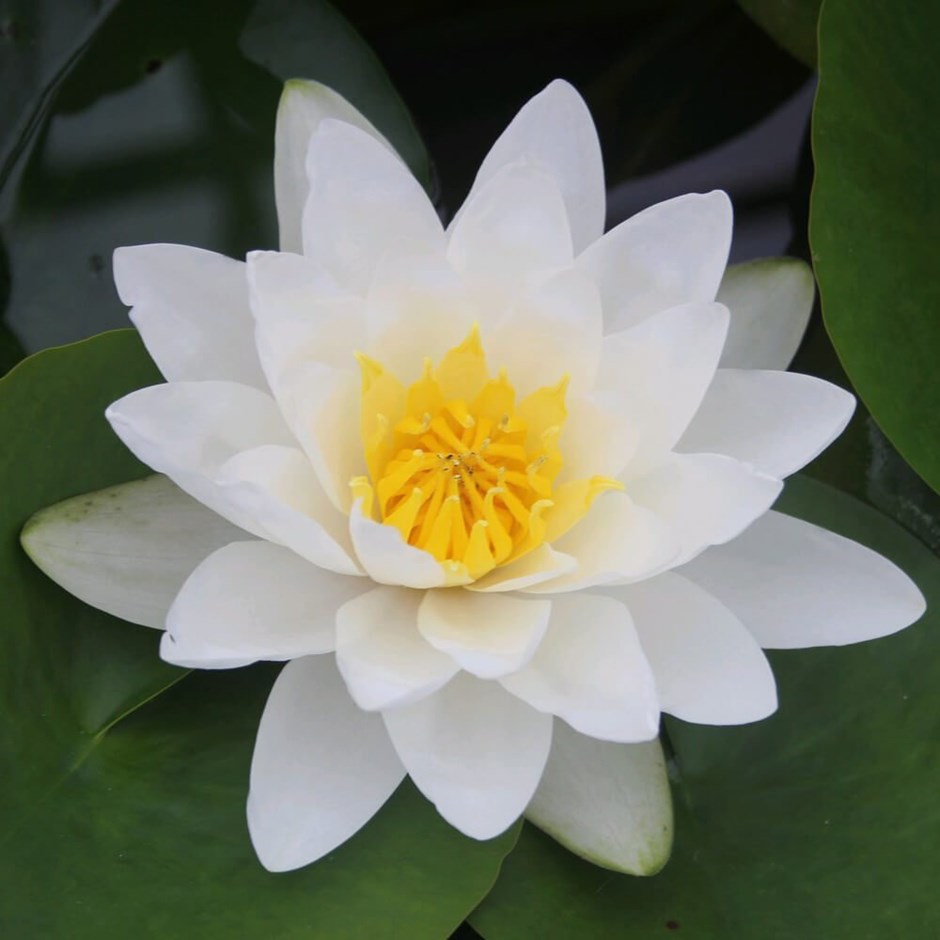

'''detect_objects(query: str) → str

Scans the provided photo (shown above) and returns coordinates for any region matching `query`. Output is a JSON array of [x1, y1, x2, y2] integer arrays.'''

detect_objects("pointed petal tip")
[[247, 793, 323, 874], [437, 807, 521, 843], [526, 727, 673, 875], [539, 77, 585, 104]]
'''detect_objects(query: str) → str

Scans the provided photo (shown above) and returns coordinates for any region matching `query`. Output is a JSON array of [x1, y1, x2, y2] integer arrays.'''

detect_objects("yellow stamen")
[[353, 329, 619, 580]]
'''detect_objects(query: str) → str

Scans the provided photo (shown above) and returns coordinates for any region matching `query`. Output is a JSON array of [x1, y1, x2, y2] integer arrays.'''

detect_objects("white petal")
[[303, 119, 444, 293], [363, 253, 479, 382], [629, 453, 783, 567], [275, 79, 394, 254], [417, 591, 551, 679], [335, 586, 458, 710], [447, 161, 573, 294], [349, 501, 451, 589], [114, 244, 266, 389], [678, 369, 856, 479], [717, 257, 815, 370], [526, 492, 678, 593], [452, 79, 605, 254], [382, 673, 552, 840], [20, 475, 242, 629], [578, 191, 732, 333], [247, 250, 365, 381], [215, 444, 361, 575], [527, 723, 672, 875], [613, 572, 777, 725], [486, 267, 603, 397], [467, 544, 578, 593], [598, 302, 730, 476], [560, 394, 639, 482], [105, 380, 294, 534], [500, 593, 660, 743], [161, 541, 364, 668], [681, 510, 926, 648], [248, 656, 405, 872], [270, 360, 362, 513]]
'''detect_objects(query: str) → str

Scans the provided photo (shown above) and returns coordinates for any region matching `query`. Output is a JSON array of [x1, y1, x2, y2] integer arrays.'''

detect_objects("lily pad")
[[471, 475, 940, 937], [811, 0, 940, 496], [0, 330, 519, 938]]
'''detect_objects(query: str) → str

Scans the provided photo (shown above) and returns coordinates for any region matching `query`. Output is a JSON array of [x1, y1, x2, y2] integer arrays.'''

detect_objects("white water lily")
[[22, 79, 925, 875]]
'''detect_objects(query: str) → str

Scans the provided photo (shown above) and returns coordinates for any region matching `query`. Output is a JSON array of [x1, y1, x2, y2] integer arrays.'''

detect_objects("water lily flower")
[[22, 79, 925, 876]]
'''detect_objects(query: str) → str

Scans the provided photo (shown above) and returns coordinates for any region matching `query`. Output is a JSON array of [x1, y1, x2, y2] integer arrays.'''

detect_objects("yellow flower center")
[[351, 325, 622, 583]]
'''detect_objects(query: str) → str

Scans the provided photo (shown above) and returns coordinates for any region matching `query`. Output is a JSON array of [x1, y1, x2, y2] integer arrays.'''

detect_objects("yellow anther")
[[385, 487, 427, 540], [466, 519, 495, 579]]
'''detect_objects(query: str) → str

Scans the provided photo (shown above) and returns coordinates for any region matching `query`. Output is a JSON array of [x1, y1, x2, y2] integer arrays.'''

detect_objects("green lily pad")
[[0, 330, 519, 938], [811, 0, 940, 496], [471, 475, 939, 937]]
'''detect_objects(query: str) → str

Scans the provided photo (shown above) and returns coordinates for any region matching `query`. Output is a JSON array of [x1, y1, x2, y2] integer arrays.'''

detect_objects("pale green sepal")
[[525, 720, 673, 876], [275, 79, 397, 254], [717, 256, 815, 371], [21, 474, 243, 629]]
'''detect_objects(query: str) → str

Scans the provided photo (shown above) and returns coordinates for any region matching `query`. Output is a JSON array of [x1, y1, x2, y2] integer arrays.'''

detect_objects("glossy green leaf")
[[471, 475, 939, 937], [0, 330, 519, 938], [811, 0, 940, 495], [736, 0, 821, 67]]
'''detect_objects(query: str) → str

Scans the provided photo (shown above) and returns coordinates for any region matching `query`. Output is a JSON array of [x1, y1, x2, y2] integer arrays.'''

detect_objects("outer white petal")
[[447, 161, 573, 294], [303, 119, 444, 293], [598, 302, 730, 477], [335, 587, 458, 710], [717, 257, 815, 370], [105, 380, 294, 534], [382, 673, 552, 840], [106, 382, 360, 572], [20, 475, 242, 629], [578, 191, 732, 333], [500, 593, 660, 743], [417, 591, 551, 679], [527, 723, 672, 875], [681, 510, 926, 648], [467, 544, 578, 593], [629, 453, 783, 567], [613, 572, 777, 725], [525, 492, 678, 593], [275, 79, 395, 254], [452, 79, 605, 254], [215, 444, 361, 575], [161, 541, 364, 668], [248, 656, 405, 872], [678, 369, 856, 479], [114, 244, 267, 389], [349, 501, 451, 589]]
